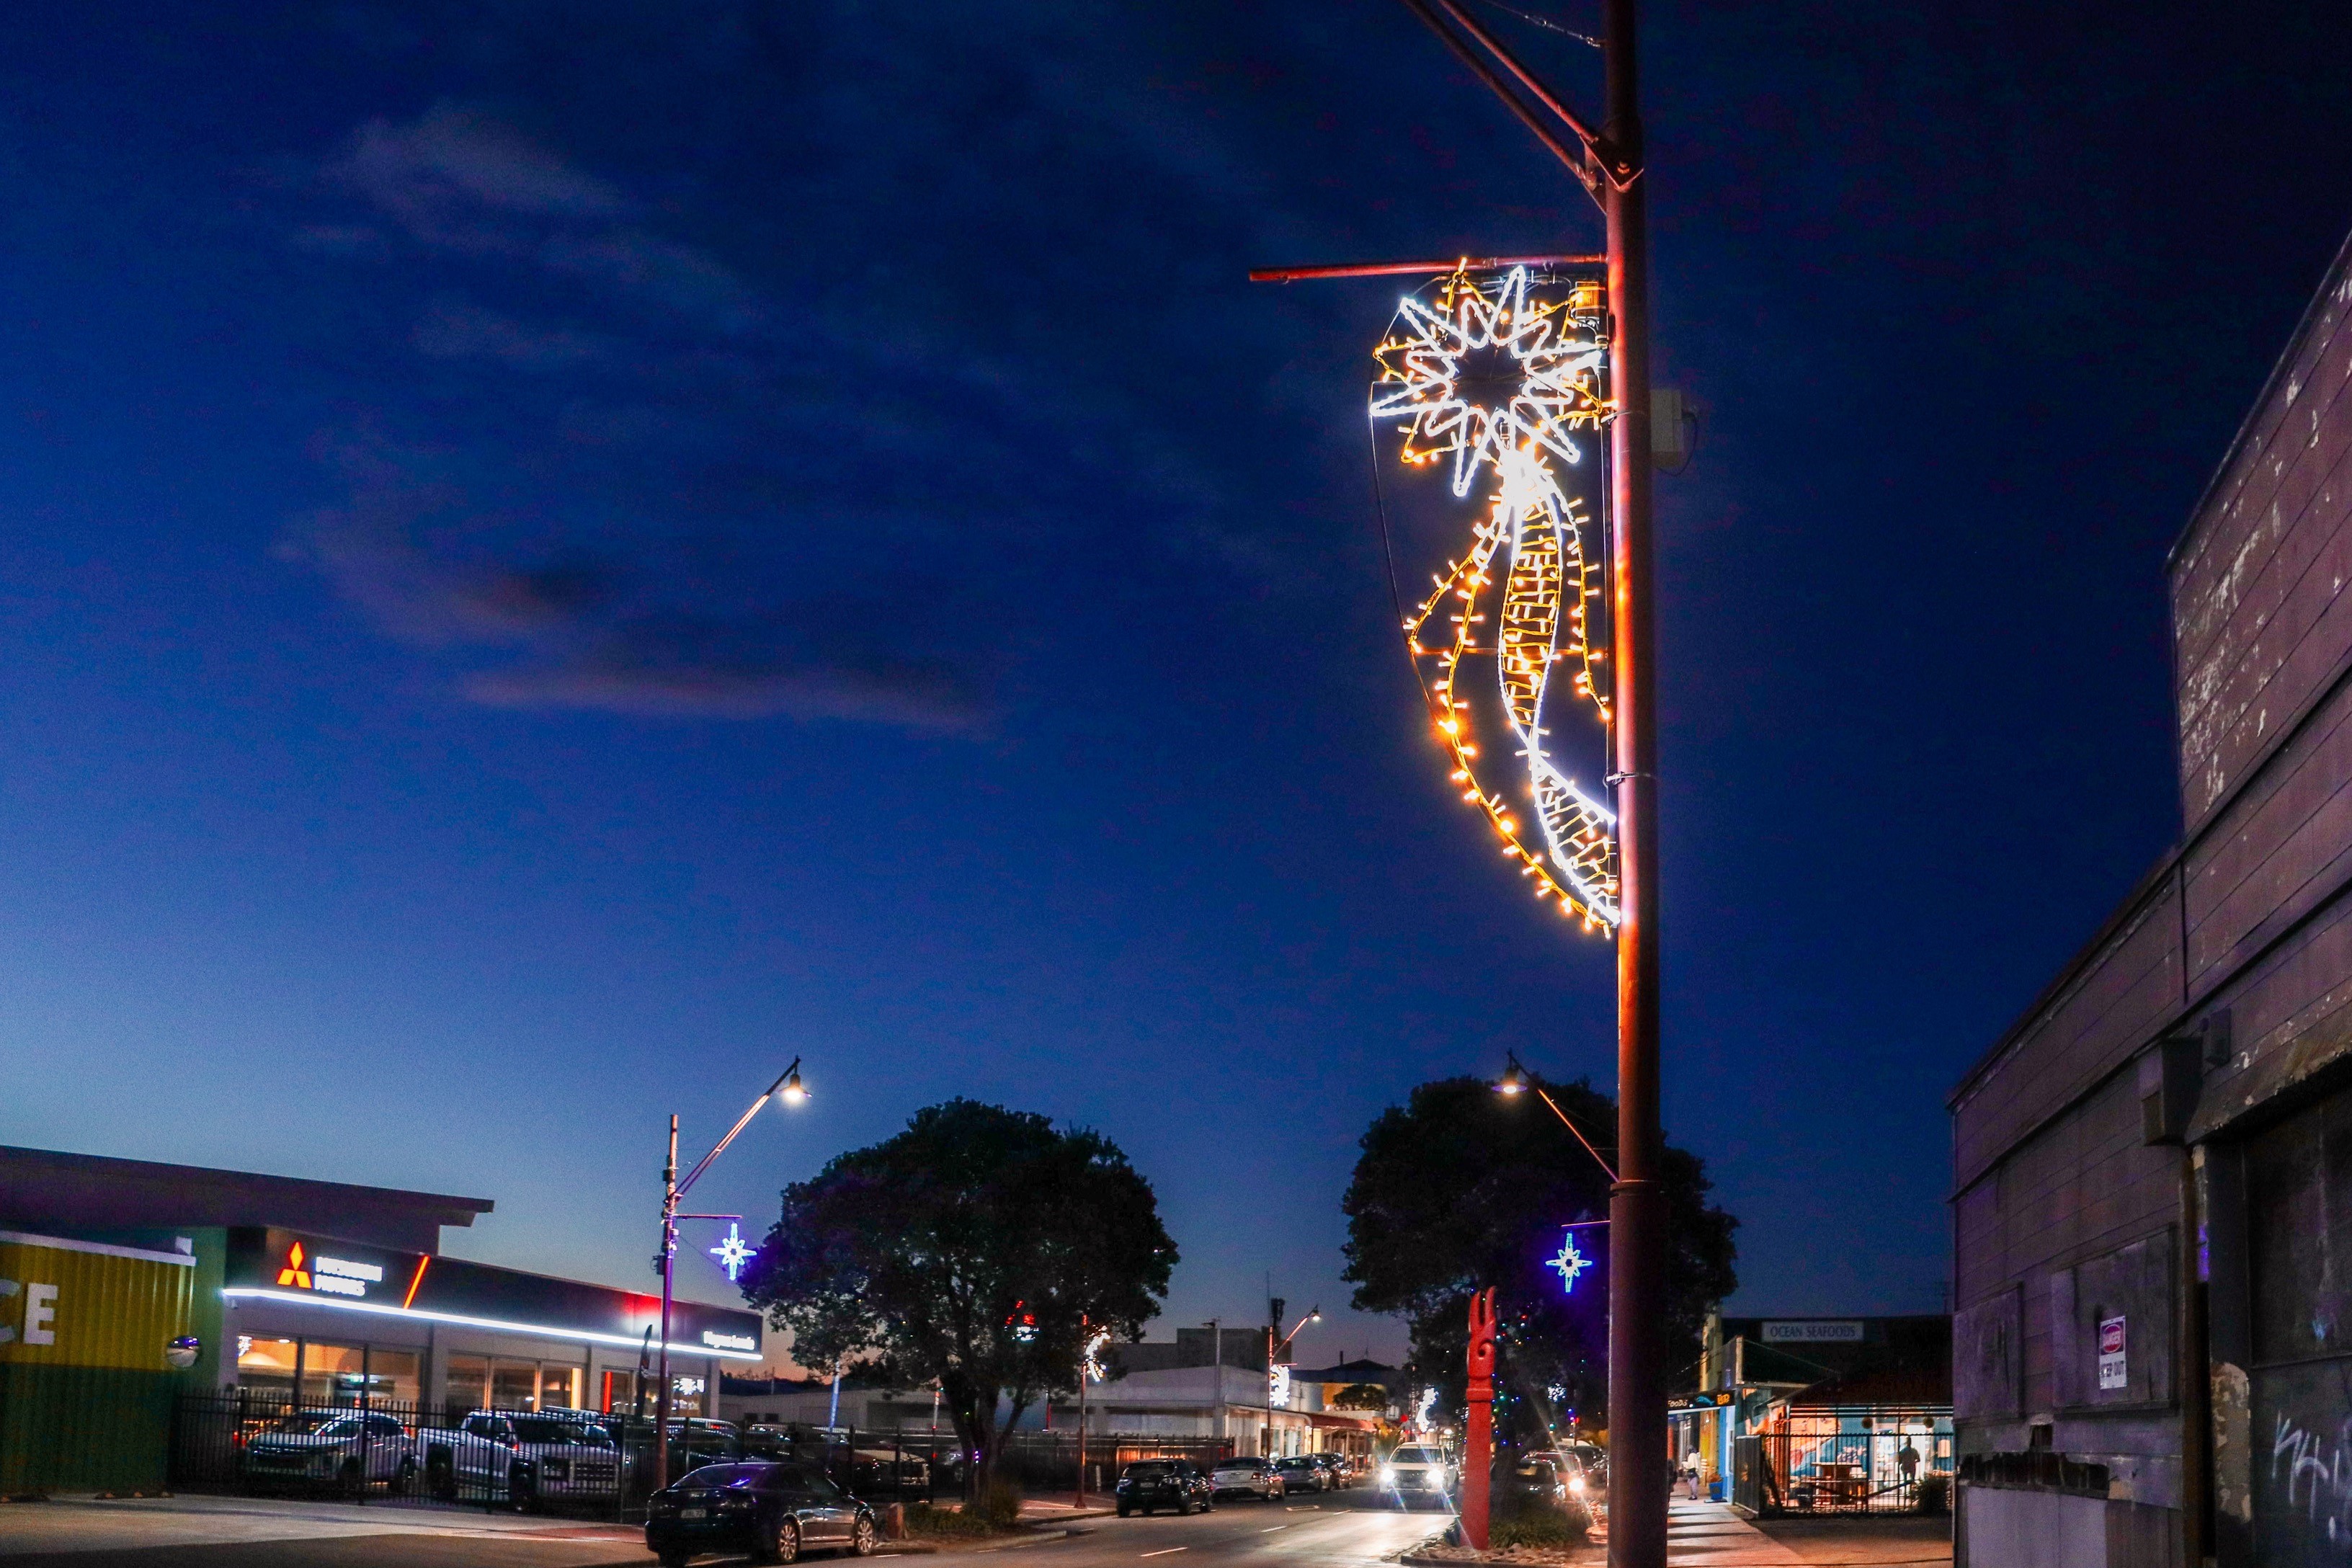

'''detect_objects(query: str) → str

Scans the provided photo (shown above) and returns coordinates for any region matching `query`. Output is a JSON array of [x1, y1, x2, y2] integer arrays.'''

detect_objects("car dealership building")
[[0, 1144, 763, 1492]]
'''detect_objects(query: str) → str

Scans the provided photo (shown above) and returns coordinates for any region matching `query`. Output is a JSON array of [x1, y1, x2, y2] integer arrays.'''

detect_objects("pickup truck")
[[242, 1409, 414, 1494], [411, 1409, 625, 1508]]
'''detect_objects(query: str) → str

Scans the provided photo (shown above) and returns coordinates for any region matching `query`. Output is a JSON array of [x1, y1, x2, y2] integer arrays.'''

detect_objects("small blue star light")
[[1548, 1232, 1590, 1295], [708, 1223, 754, 1282]]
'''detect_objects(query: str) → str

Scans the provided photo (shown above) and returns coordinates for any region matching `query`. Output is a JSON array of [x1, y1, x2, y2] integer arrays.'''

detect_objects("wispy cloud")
[[336, 104, 628, 247], [463, 623, 981, 728], [285, 440, 981, 731], [412, 300, 607, 368]]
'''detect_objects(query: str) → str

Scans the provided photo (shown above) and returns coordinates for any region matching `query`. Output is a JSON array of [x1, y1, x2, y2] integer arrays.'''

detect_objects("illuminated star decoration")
[[1371, 265, 1619, 931], [1547, 1231, 1592, 1295], [708, 1223, 754, 1282]]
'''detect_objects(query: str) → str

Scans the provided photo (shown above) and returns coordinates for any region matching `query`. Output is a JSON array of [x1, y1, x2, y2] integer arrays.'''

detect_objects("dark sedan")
[[645, 1461, 877, 1566], [1115, 1458, 1214, 1516]]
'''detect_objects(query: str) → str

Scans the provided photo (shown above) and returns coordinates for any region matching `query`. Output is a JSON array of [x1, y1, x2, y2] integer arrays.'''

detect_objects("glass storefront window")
[[540, 1366, 582, 1409], [236, 1336, 298, 1400], [446, 1355, 490, 1415], [365, 1349, 422, 1405], [491, 1359, 540, 1411], [302, 1342, 367, 1407], [601, 1370, 639, 1414]]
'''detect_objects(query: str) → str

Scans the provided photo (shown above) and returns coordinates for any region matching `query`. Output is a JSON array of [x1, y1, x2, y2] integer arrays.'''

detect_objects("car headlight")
[[1569, 1476, 1587, 1494], [1378, 1467, 1394, 1485]]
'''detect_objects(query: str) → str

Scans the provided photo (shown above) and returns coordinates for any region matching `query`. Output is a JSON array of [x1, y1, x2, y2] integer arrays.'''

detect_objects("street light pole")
[[653, 1058, 809, 1492], [1264, 1303, 1320, 1461], [1254, 1, 1667, 1555], [656, 1114, 680, 1487], [1599, 0, 1669, 1560]]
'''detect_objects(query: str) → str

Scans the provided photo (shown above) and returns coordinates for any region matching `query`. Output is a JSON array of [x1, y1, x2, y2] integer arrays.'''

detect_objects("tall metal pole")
[[1601, 0, 1666, 1561], [655, 1115, 679, 1491]]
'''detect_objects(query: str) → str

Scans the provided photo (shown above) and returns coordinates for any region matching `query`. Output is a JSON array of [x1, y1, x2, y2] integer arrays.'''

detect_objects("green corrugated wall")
[[0, 1364, 181, 1493], [0, 1233, 195, 1494]]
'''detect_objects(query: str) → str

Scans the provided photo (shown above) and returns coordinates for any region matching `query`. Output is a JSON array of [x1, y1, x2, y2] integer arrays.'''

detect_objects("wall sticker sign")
[[2098, 1314, 2127, 1391]]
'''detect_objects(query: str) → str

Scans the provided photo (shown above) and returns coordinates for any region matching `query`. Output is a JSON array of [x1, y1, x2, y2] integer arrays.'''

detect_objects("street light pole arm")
[[677, 1057, 801, 1198], [1394, 0, 1603, 205], [1533, 1084, 1620, 1185], [1422, 0, 1608, 158]]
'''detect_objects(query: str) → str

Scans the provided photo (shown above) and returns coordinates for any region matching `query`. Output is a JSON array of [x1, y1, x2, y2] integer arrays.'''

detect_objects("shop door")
[[2245, 1092, 2352, 1562]]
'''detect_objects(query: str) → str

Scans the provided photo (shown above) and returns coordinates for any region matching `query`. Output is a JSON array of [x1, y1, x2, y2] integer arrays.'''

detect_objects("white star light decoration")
[[708, 1223, 754, 1282], [1548, 1231, 1592, 1295], [1372, 266, 1619, 931]]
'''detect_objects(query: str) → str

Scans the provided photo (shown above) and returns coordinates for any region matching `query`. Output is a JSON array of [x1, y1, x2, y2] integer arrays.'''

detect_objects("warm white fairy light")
[[1375, 266, 1618, 931]]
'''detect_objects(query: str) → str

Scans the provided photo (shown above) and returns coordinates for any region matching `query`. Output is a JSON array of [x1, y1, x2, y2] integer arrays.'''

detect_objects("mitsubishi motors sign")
[[223, 1227, 762, 1360]]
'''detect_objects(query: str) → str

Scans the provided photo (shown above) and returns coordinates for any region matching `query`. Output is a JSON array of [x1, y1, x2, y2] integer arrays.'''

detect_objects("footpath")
[[1639, 1502, 1953, 1567]]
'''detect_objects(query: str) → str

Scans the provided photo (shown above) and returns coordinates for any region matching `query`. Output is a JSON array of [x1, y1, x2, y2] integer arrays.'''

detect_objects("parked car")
[[1115, 1458, 1214, 1516], [243, 1409, 412, 1495], [663, 1417, 746, 1471], [849, 1448, 931, 1494], [1311, 1453, 1353, 1488], [1209, 1457, 1286, 1500], [1274, 1455, 1330, 1493], [1378, 1445, 1456, 1502], [645, 1461, 878, 1566], [411, 1409, 625, 1507], [1495, 1452, 1569, 1510], [1551, 1448, 1591, 1500]]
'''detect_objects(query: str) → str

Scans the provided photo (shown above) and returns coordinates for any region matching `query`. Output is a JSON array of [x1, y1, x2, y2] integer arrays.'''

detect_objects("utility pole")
[[1250, 1, 1667, 1561], [1265, 1296, 1281, 1460], [1598, 0, 1670, 1558], [1204, 1319, 1224, 1456], [655, 1115, 680, 1489]]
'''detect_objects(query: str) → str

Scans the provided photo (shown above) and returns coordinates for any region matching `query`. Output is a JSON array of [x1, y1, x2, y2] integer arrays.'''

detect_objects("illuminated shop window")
[[491, 1359, 540, 1411], [236, 1336, 298, 1399], [446, 1354, 490, 1412], [300, 1342, 366, 1406], [540, 1366, 582, 1409]]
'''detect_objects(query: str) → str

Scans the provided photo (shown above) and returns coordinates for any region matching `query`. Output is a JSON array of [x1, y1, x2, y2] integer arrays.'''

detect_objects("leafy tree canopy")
[[1341, 1074, 1736, 1434], [1332, 1382, 1394, 1412], [741, 1099, 1175, 1484]]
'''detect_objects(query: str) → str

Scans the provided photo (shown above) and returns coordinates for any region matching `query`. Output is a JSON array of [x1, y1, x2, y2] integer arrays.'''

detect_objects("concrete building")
[[0, 1142, 762, 1489], [721, 1330, 1382, 1457], [1949, 226, 2352, 1567]]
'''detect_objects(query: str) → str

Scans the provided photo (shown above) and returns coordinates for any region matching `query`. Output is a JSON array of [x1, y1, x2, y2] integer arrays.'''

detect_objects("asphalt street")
[[0, 1490, 1443, 1568], [960, 1494, 1441, 1568]]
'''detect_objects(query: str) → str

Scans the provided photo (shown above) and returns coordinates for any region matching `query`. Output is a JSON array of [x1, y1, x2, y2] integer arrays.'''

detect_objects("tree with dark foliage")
[[741, 1100, 1176, 1490], [1342, 1074, 1736, 1438]]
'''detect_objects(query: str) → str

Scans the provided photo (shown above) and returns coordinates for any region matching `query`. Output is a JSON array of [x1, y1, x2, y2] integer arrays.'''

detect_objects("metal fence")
[[1731, 1431, 1953, 1516], [168, 1394, 956, 1521], [169, 1393, 1236, 1520]]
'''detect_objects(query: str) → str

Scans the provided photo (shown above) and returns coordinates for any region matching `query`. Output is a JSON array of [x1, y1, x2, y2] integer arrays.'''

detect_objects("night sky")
[[6, 1, 2352, 1367]]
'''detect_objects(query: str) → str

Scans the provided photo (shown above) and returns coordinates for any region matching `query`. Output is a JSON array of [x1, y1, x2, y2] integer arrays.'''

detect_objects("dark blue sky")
[[5, 1, 2351, 1364]]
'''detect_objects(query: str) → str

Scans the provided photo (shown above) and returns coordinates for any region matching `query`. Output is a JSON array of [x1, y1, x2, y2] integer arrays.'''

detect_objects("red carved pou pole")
[[1464, 1287, 1498, 1550]]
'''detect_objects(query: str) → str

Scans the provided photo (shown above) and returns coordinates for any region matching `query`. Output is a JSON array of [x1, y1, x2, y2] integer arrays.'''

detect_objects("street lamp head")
[[780, 1066, 808, 1106], [1496, 1056, 1528, 1096]]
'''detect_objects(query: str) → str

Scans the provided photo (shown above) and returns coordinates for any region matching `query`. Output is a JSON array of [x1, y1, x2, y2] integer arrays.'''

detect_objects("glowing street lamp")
[[654, 1056, 811, 1490], [1265, 1301, 1321, 1458], [1494, 1051, 1616, 1183]]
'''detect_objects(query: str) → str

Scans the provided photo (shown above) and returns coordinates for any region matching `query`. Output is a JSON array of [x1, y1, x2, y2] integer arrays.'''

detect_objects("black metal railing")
[[168, 1393, 1228, 1520]]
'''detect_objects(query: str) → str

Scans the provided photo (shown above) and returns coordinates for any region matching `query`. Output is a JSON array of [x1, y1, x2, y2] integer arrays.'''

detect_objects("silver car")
[[1379, 1445, 1456, 1502], [1210, 1457, 1286, 1500]]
